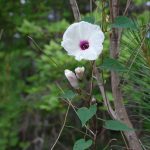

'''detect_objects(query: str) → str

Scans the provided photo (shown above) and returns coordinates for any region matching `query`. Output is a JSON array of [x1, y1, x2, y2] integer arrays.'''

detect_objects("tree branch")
[[94, 66, 117, 119], [69, 0, 81, 22], [109, 0, 142, 149]]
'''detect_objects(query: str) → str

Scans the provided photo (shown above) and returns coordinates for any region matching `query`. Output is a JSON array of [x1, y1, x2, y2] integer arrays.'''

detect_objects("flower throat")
[[80, 40, 89, 50]]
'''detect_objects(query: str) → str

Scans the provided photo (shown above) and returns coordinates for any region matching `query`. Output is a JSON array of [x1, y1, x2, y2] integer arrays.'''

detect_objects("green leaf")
[[77, 104, 97, 126], [82, 15, 95, 24], [100, 58, 127, 72], [62, 90, 77, 100], [104, 120, 134, 131], [112, 16, 136, 29], [73, 139, 92, 150], [106, 92, 114, 102]]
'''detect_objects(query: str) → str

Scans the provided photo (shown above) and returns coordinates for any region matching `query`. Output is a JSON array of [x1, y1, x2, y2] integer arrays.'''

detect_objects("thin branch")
[[90, 0, 92, 13], [121, 131, 130, 150], [94, 66, 117, 119], [139, 139, 147, 150], [56, 82, 96, 138], [69, 0, 81, 22], [103, 139, 118, 150], [65, 125, 93, 139], [89, 61, 95, 103], [50, 104, 70, 150], [28, 36, 59, 67], [96, 117, 106, 122], [123, 0, 132, 15]]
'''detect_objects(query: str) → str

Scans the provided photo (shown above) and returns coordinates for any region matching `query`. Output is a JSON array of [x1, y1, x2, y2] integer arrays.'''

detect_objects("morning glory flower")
[[61, 21, 104, 61]]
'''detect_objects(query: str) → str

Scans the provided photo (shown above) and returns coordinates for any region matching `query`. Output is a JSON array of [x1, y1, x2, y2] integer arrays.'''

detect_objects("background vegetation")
[[0, 0, 149, 149]]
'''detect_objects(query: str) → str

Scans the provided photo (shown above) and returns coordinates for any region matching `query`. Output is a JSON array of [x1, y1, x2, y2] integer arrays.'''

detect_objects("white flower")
[[146, 1, 150, 6], [61, 21, 104, 61], [64, 69, 79, 89], [75, 66, 85, 79]]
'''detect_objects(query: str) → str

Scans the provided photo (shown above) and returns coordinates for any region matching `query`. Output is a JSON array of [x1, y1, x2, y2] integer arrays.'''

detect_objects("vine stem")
[[50, 104, 70, 150], [28, 36, 59, 67], [56, 82, 96, 138], [65, 125, 92, 139]]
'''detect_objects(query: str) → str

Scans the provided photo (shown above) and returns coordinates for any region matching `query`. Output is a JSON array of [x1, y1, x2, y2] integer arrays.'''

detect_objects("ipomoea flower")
[[75, 66, 85, 79], [61, 21, 104, 61], [64, 69, 79, 89]]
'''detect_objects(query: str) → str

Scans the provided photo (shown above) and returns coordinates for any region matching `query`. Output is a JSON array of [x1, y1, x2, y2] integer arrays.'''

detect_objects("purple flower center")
[[80, 40, 89, 50]]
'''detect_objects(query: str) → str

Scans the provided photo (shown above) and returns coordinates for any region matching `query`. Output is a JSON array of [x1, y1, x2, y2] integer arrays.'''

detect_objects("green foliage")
[[61, 90, 77, 100], [0, 0, 73, 149], [77, 104, 97, 126], [120, 19, 150, 146], [112, 16, 136, 29], [18, 19, 43, 38], [100, 58, 127, 72], [0, 0, 149, 149], [0, 49, 27, 150], [104, 120, 134, 131], [46, 19, 69, 34], [73, 139, 92, 150], [82, 15, 95, 24], [35, 85, 60, 112]]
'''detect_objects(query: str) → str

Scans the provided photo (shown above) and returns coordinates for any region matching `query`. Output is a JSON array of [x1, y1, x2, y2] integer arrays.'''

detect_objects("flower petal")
[[75, 48, 98, 61], [89, 31, 104, 55], [89, 31, 104, 44], [61, 39, 79, 55], [78, 21, 101, 40], [62, 23, 80, 43]]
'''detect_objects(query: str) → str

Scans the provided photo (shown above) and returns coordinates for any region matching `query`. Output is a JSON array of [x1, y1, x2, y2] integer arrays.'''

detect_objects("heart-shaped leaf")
[[73, 139, 92, 150], [104, 120, 134, 131], [77, 104, 97, 126], [112, 16, 136, 29], [100, 58, 127, 72], [61, 90, 77, 100]]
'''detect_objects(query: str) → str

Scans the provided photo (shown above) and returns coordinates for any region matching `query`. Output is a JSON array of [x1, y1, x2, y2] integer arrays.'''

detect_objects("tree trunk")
[[109, 0, 142, 149]]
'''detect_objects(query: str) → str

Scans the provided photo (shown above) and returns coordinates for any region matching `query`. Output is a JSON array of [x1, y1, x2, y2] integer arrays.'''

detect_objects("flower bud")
[[106, 15, 110, 22], [64, 69, 79, 89], [91, 96, 97, 104], [75, 67, 85, 80]]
